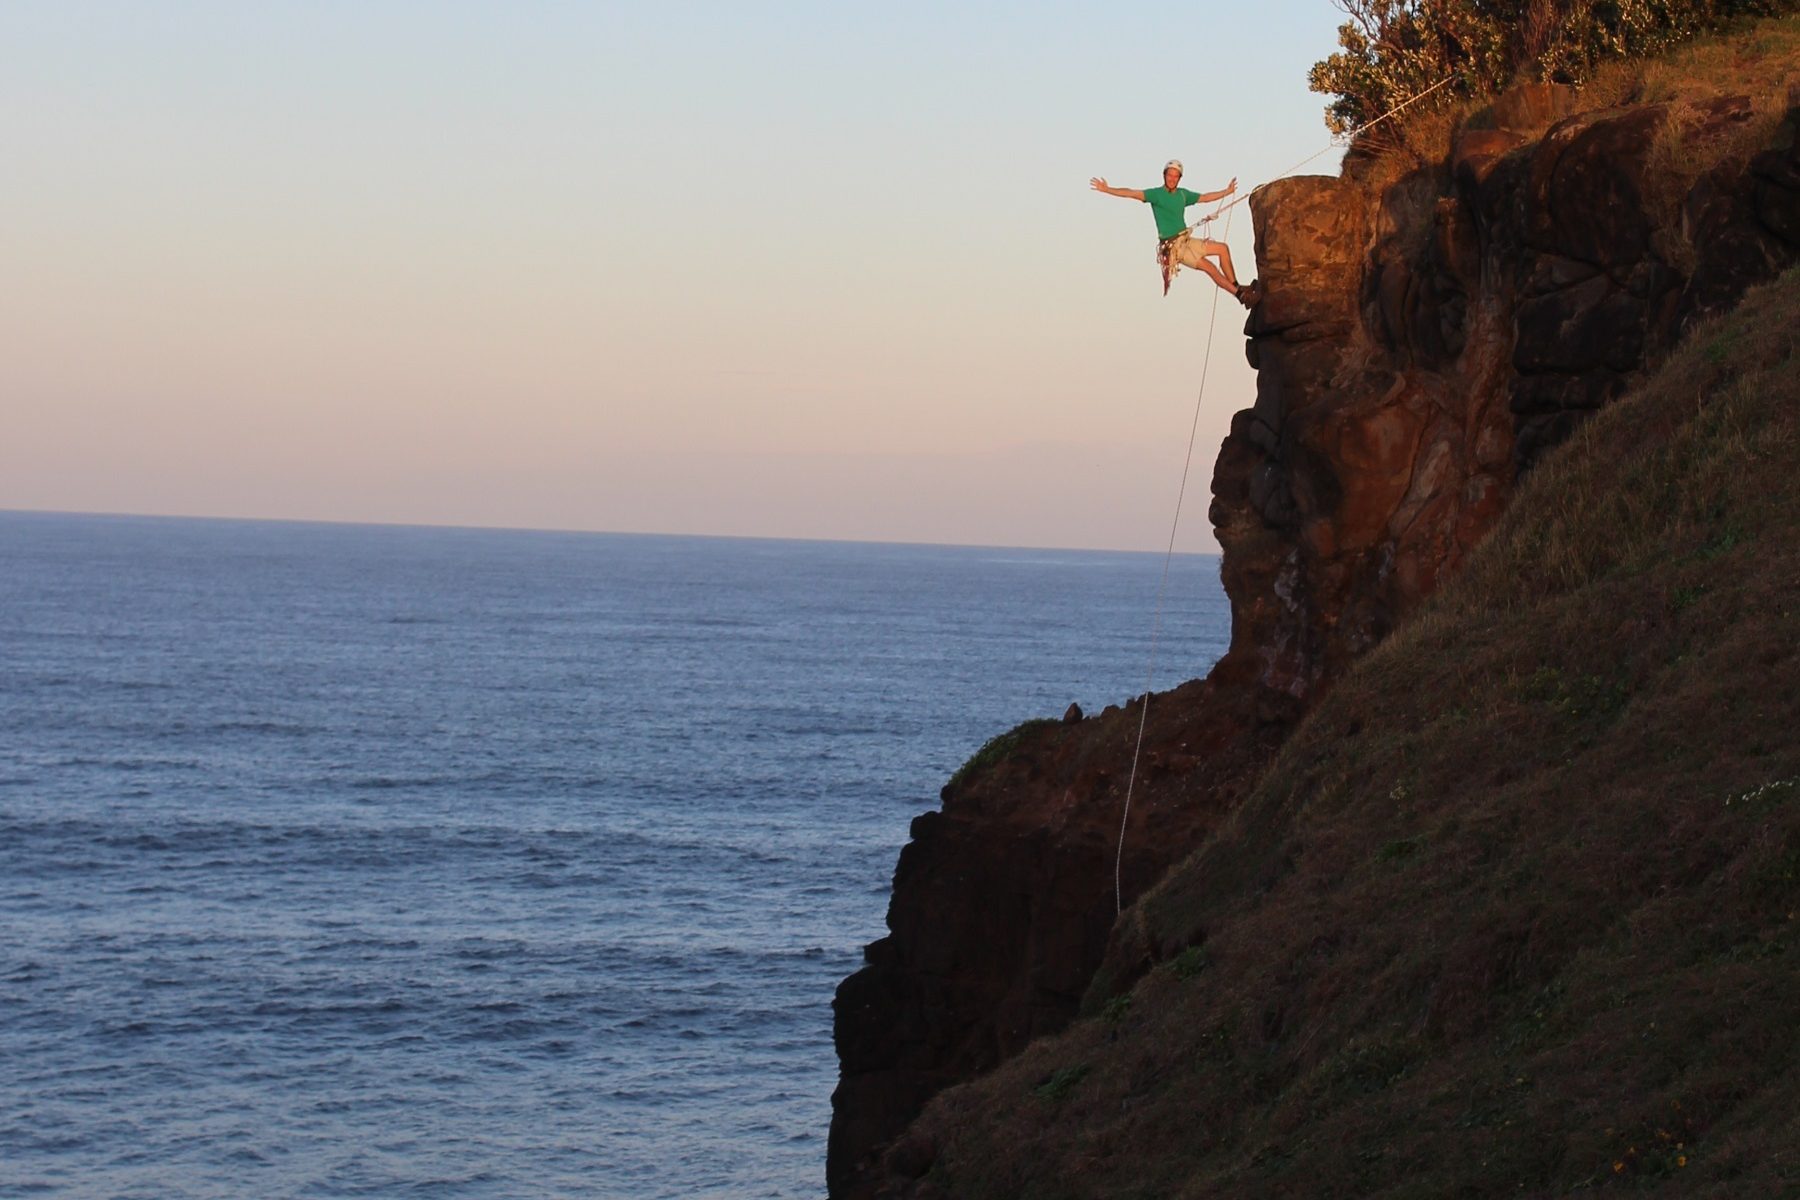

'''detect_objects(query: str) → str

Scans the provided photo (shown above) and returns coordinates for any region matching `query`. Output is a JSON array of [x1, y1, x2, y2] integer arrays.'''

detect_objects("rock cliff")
[[830, 84, 1800, 1198], [1220, 86, 1800, 703]]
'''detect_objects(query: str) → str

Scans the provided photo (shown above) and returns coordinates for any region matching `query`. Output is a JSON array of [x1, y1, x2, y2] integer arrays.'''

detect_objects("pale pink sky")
[[2, 2, 1345, 551]]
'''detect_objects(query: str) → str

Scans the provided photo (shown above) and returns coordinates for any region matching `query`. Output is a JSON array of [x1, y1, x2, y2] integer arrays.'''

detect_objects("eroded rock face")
[[830, 92, 1800, 1199], [1216, 98, 1800, 699], [828, 679, 1284, 1198]]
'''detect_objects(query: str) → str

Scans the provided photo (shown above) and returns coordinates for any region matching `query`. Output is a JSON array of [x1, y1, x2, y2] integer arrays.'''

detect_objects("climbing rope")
[[1113, 203, 1234, 916], [1110, 73, 1461, 916], [1189, 73, 1460, 232]]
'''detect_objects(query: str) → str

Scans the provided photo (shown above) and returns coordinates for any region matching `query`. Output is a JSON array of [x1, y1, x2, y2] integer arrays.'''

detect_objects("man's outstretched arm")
[[1193, 177, 1239, 204], [1090, 177, 1145, 201]]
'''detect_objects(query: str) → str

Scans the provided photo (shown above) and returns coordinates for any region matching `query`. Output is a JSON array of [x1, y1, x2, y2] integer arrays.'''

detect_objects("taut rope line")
[[1110, 73, 1458, 915], [1195, 74, 1459, 232], [1113, 204, 1234, 916]]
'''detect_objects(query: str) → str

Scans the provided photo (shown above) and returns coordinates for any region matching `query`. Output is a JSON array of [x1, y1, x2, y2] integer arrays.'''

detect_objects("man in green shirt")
[[1090, 160, 1258, 304]]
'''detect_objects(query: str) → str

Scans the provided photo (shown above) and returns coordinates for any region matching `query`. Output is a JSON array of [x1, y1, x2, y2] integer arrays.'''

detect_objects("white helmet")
[[1164, 159, 1184, 174]]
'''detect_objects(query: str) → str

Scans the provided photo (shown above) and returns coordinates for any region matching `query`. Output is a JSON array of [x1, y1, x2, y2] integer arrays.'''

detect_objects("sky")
[[1, 1, 1349, 552]]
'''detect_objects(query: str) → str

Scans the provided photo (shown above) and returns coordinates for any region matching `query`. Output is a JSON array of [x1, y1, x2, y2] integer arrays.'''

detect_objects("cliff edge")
[[832, 32, 1800, 1198]]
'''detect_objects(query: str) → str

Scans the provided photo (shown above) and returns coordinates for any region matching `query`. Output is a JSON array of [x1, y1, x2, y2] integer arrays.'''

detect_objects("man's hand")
[[1091, 177, 1144, 200], [1199, 178, 1240, 203]]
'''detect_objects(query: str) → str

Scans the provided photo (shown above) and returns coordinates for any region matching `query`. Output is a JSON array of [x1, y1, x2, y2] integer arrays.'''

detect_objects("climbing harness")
[[1110, 73, 1459, 915], [1156, 231, 1190, 293]]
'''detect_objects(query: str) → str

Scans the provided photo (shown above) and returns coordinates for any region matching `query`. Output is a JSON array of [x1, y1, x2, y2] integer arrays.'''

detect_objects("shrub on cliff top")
[[1311, 0, 1800, 136]]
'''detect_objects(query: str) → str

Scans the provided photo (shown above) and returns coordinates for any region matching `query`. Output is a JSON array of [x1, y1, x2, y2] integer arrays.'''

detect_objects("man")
[[1090, 160, 1259, 304]]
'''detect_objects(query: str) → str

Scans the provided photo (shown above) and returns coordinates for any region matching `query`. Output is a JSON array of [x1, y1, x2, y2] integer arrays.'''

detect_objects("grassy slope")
[[911, 266, 1800, 1198]]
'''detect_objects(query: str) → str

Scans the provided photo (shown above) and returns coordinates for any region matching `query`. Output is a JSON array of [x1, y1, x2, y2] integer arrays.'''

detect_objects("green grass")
[[946, 717, 1060, 791], [1031, 1064, 1091, 1104], [1161, 945, 1210, 980]]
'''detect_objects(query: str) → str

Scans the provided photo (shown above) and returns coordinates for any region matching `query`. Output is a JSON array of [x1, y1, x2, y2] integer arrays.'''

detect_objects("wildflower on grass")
[[1726, 777, 1799, 806]]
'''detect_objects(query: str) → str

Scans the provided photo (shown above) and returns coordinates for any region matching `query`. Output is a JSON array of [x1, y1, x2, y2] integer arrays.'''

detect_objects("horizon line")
[[0, 505, 1224, 560]]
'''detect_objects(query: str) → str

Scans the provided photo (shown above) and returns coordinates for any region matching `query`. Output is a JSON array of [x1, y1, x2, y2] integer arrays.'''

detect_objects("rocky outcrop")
[[828, 679, 1287, 1197], [1215, 89, 1800, 701], [830, 87, 1800, 1199]]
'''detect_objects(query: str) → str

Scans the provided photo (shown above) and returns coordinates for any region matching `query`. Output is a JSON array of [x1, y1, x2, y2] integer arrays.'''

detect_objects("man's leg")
[[1202, 240, 1241, 289], [1200, 241, 1261, 306], [1187, 257, 1235, 293], [1175, 237, 1241, 295]]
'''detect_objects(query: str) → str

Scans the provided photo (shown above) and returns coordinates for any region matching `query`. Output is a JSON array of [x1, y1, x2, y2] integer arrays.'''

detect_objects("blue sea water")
[[0, 511, 1228, 1199]]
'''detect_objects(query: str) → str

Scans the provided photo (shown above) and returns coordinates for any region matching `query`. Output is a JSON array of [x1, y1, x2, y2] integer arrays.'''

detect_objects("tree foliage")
[[1309, 0, 1800, 136]]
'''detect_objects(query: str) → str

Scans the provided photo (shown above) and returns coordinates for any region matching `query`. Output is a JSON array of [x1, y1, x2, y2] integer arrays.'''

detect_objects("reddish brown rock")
[[1207, 98, 1800, 710], [828, 678, 1285, 1198]]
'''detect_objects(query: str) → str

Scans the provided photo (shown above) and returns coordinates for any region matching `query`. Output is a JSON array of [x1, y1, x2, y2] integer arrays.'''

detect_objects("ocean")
[[0, 511, 1228, 1198]]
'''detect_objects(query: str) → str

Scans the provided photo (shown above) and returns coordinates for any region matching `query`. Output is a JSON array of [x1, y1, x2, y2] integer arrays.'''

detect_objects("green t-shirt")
[[1144, 186, 1201, 240]]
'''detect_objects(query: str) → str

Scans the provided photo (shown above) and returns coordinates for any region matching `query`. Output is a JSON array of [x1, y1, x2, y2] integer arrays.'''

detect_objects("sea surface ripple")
[[0, 512, 1227, 1198]]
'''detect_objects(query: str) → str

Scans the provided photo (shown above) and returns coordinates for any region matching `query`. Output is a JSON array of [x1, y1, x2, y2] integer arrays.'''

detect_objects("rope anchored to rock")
[[1188, 73, 1460, 234]]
